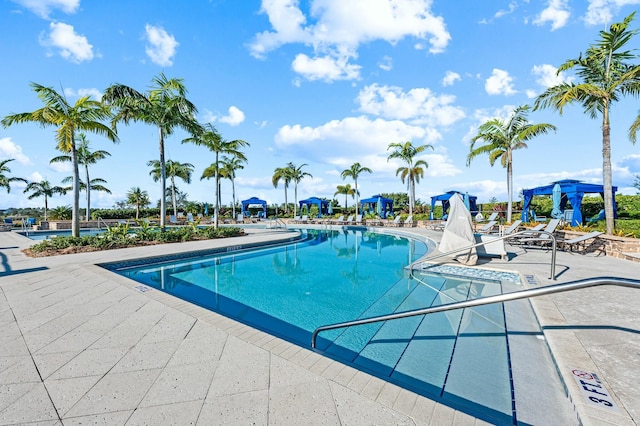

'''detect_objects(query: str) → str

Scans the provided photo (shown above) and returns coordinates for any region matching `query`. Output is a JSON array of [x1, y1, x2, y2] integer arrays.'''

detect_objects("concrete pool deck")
[[0, 226, 638, 425]]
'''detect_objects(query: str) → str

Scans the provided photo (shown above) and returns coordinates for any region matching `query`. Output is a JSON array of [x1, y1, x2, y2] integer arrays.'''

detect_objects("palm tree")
[[0, 159, 27, 193], [387, 141, 434, 218], [334, 184, 356, 212], [61, 176, 112, 219], [184, 123, 248, 227], [2, 83, 118, 237], [468, 105, 555, 223], [535, 13, 640, 234], [126, 187, 150, 219], [103, 73, 201, 228], [23, 180, 66, 220], [50, 133, 111, 221], [288, 162, 312, 217], [272, 165, 294, 215], [340, 163, 372, 217], [148, 159, 194, 217], [219, 155, 246, 218]]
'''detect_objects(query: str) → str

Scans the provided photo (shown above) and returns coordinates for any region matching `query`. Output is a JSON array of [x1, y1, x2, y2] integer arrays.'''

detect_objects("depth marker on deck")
[[571, 368, 619, 412]]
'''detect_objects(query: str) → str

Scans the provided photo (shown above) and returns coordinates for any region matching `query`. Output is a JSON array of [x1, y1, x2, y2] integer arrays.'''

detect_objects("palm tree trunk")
[[284, 186, 288, 215], [408, 180, 414, 217], [354, 179, 359, 217], [171, 176, 177, 217], [44, 196, 48, 221], [71, 136, 80, 237], [231, 177, 236, 218], [214, 152, 219, 229], [159, 128, 167, 229], [84, 164, 91, 221], [602, 110, 614, 234], [506, 151, 513, 223], [294, 183, 298, 217]]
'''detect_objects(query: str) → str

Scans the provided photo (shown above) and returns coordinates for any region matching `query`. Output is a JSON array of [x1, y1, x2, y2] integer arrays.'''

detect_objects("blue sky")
[[2, 0, 640, 212]]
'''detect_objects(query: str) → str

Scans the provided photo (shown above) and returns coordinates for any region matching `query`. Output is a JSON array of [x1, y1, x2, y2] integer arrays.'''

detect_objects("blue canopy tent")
[[521, 179, 617, 226], [360, 195, 394, 219], [430, 191, 478, 220], [241, 197, 267, 218], [298, 197, 329, 217]]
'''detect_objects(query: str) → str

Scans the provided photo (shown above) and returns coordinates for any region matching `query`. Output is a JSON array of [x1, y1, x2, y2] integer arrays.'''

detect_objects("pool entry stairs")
[[315, 273, 545, 425]]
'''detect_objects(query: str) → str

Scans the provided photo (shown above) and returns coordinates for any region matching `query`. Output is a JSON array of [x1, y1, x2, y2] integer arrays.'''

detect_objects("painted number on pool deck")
[[571, 368, 619, 412]]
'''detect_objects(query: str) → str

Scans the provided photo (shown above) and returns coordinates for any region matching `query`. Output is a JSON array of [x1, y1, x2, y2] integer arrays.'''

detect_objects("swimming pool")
[[100, 228, 575, 424], [18, 228, 106, 240]]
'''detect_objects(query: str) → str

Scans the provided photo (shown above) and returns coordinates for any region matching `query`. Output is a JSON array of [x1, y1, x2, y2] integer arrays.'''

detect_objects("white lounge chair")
[[402, 214, 414, 227], [518, 219, 561, 247], [332, 215, 345, 224], [477, 211, 499, 223], [557, 231, 603, 252], [477, 220, 497, 234], [344, 215, 355, 225], [387, 215, 402, 227], [492, 220, 522, 236]]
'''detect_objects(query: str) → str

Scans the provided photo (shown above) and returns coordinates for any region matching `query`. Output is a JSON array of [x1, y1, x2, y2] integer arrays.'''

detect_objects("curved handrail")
[[408, 229, 558, 279], [311, 276, 640, 348]]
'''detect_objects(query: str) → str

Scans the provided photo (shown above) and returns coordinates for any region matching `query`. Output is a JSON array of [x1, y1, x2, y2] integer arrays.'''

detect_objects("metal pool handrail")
[[311, 277, 640, 348], [408, 230, 558, 280]]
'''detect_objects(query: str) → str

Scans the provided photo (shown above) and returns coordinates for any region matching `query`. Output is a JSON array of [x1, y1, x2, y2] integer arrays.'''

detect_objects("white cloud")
[[63, 87, 103, 100], [292, 53, 361, 81], [39, 22, 94, 63], [442, 71, 461, 87], [249, 0, 451, 82], [485, 68, 517, 96], [533, 0, 570, 30], [378, 55, 393, 71], [356, 83, 465, 126], [531, 63, 574, 88], [219, 106, 246, 126], [144, 24, 179, 66], [0, 138, 31, 165], [463, 105, 517, 143], [28, 172, 44, 183], [49, 161, 72, 173], [12, 0, 79, 19], [494, 1, 517, 19], [584, 0, 640, 26]]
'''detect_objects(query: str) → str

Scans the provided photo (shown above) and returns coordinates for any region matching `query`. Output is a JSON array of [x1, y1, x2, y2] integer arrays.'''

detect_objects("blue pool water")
[[100, 228, 569, 424], [19, 229, 106, 240]]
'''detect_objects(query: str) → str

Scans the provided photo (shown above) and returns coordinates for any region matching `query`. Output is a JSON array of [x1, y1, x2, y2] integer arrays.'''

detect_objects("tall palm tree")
[[468, 105, 556, 223], [387, 141, 433, 218], [61, 176, 111, 219], [126, 187, 150, 219], [103, 73, 201, 228], [535, 13, 640, 235], [148, 159, 194, 217], [184, 123, 248, 227], [23, 180, 66, 221], [0, 159, 27, 193], [334, 184, 356, 212], [341, 162, 372, 217], [219, 155, 246, 218], [272, 165, 294, 215], [2, 83, 118, 237], [50, 133, 111, 221], [288, 162, 312, 217]]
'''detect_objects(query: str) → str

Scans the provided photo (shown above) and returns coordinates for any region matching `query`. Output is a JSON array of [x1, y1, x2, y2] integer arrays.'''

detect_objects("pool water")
[[101, 228, 574, 424], [19, 229, 106, 240]]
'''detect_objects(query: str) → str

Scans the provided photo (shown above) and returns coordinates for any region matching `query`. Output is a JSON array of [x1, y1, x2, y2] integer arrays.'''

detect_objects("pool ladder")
[[311, 276, 640, 348]]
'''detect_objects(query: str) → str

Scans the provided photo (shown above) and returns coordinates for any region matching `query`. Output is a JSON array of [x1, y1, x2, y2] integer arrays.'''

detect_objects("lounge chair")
[[387, 215, 402, 227], [476, 220, 497, 234], [401, 214, 414, 227], [477, 211, 498, 223], [492, 220, 522, 236], [530, 210, 547, 223], [557, 231, 604, 252], [344, 215, 355, 225], [332, 215, 345, 225], [168, 215, 179, 225], [587, 209, 605, 223], [517, 218, 561, 247], [300, 215, 309, 223], [354, 214, 364, 225]]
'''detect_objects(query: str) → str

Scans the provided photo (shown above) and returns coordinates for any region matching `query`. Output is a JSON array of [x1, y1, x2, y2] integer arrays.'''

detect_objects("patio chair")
[[477, 211, 498, 223], [557, 231, 604, 252], [490, 220, 522, 236], [476, 220, 497, 234], [344, 215, 355, 225], [401, 214, 414, 227], [331, 215, 345, 225], [168, 215, 179, 225], [387, 215, 402, 227], [517, 218, 561, 247], [530, 210, 547, 223], [354, 214, 364, 225]]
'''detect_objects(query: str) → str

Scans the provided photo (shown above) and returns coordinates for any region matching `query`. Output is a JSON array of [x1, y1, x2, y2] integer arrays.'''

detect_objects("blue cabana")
[[360, 195, 394, 219], [241, 197, 267, 217], [521, 179, 617, 226], [430, 191, 478, 219], [298, 197, 329, 217]]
